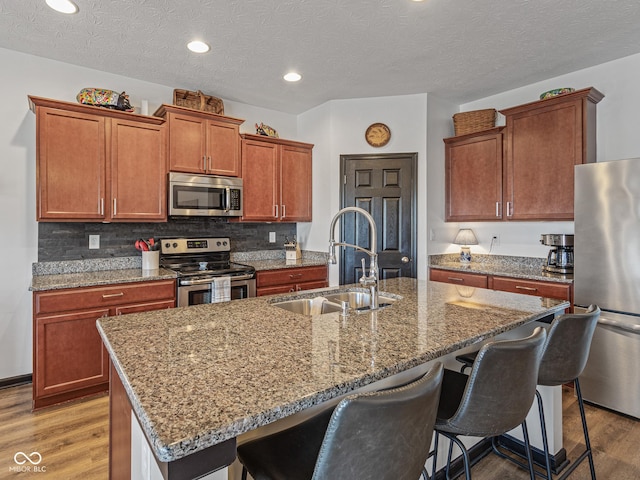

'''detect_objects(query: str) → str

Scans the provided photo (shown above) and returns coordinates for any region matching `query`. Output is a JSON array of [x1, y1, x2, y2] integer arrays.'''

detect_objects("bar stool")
[[431, 327, 547, 480], [237, 362, 444, 480], [455, 305, 601, 479]]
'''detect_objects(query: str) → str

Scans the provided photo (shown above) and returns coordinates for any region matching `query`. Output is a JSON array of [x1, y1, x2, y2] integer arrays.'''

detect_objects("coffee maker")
[[540, 234, 574, 274]]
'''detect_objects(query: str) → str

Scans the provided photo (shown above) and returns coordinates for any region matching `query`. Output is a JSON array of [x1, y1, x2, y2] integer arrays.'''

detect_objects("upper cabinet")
[[154, 104, 244, 177], [239, 134, 313, 222], [29, 96, 167, 222], [444, 87, 604, 222]]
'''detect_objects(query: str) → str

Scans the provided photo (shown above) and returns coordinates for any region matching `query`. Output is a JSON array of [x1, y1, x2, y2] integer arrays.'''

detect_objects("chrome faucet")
[[328, 207, 379, 310]]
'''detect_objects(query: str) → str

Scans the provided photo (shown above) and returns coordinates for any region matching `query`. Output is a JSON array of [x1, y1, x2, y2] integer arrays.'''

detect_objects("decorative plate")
[[539, 88, 575, 100], [365, 123, 391, 147]]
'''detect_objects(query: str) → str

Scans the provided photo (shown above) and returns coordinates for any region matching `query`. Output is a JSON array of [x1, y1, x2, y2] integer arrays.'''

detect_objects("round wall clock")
[[365, 123, 391, 147]]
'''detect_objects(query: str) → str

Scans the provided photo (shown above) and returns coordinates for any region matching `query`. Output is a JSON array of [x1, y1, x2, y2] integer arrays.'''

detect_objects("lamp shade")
[[453, 228, 478, 246]]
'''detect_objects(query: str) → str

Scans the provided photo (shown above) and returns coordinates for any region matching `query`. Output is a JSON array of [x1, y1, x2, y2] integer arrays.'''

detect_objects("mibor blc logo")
[[10, 451, 47, 473]]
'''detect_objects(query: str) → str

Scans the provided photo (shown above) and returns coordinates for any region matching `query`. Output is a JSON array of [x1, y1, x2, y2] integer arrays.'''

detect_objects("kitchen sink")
[[272, 297, 342, 315], [323, 291, 397, 310], [271, 290, 399, 316]]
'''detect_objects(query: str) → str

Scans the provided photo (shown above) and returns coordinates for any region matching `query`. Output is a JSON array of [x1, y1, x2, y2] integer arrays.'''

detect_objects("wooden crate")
[[173, 89, 224, 115]]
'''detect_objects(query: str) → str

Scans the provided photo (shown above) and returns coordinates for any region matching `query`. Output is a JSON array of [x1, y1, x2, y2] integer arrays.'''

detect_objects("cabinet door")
[[110, 119, 167, 221], [445, 130, 503, 222], [168, 113, 206, 173], [241, 138, 280, 221], [34, 308, 110, 400], [504, 99, 583, 220], [206, 120, 240, 177], [280, 144, 312, 222], [37, 107, 106, 220]]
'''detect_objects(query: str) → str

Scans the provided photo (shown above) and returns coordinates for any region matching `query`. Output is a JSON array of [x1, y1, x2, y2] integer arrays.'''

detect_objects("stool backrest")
[[538, 305, 601, 386], [445, 327, 546, 437], [311, 362, 444, 480]]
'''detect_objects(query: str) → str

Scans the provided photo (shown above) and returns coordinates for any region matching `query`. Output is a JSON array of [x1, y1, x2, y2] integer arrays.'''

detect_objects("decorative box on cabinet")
[[154, 104, 244, 177], [239, 134, 313, 222], [256, 265, 328, 296], [29, 96, 167, 222], [444, 87, 603, 222], [32, 279, 175, 409]]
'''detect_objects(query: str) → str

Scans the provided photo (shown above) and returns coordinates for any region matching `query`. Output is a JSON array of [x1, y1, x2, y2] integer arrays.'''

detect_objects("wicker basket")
[[452, 109, 496, 136], [173, 89, 224, 115]]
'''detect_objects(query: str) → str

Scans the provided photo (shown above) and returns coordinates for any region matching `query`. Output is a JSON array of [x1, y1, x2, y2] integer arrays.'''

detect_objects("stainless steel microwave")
[[169, 172, 243, 217]]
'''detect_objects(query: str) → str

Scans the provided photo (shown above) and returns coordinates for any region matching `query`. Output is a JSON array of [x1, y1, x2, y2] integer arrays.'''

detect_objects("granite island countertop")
[[97, 277, 568, 463]]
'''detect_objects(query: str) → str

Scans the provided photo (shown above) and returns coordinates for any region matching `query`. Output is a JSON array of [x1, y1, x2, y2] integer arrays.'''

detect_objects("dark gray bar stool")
[[455, 305, 600, 479], [431, 327, 547, 480], [238, 362, 444, 480]]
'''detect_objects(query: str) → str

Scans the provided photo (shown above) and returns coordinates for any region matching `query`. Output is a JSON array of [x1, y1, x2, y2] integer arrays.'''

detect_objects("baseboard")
[[496, 434, 568, 474], [0, 374, 32, 390]]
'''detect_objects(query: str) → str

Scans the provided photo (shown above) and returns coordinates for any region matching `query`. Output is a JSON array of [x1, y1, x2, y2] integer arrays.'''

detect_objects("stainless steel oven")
[[159, 237, 256, 307]]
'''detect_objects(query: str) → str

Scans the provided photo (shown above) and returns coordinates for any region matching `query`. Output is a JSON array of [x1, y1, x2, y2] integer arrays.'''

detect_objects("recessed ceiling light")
[[187, 41, 210, 53], [283, 72, 302, 82], [45, 0, 78, 14]]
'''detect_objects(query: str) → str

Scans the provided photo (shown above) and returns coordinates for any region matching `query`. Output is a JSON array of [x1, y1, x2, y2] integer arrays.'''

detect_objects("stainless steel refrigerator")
[[574, 158, 640, 419]]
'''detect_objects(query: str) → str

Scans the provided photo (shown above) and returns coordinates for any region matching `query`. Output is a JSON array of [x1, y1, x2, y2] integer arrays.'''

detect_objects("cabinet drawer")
[[257, 279, 329, 297], [492, 277, 571, 300], [430, 269, 488, 288], [34, 280, 176, 315], [257, 266, 328, 288]]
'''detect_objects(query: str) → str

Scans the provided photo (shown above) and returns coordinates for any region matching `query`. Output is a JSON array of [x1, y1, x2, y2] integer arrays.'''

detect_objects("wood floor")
[[0, 384, 638, 479]]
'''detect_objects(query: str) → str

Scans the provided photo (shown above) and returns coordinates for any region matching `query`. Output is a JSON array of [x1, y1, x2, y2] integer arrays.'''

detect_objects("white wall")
[[297, 94, 429, 285], [0, 47, 297, 379], [426, 51, 640, 258]]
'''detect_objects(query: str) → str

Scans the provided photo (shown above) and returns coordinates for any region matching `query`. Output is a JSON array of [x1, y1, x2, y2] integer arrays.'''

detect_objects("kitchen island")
[[97, 277, 568, 479]]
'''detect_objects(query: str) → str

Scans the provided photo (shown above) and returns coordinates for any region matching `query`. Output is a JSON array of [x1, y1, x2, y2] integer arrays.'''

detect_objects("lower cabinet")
[[32, 279, 175, 409], [256, 266, 328, 296], [429, 268, 573, 309]]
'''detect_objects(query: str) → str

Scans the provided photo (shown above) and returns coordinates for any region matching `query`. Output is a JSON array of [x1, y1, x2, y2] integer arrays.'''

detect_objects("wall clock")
[[365, 123, 391, 147]]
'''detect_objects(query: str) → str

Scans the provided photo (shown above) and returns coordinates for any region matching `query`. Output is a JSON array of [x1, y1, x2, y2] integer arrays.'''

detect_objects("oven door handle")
[[180, 274, 255, 286]]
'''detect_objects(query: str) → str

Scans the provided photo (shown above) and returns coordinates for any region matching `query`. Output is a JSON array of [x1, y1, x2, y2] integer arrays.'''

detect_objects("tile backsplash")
[[38, 218, 297, 261]]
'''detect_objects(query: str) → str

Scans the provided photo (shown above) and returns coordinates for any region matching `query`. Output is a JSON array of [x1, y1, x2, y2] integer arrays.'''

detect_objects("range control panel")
[[161, 238, 230, 255]]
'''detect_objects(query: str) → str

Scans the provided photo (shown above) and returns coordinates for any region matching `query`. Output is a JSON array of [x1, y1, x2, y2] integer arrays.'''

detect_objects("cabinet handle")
[[281, 204, 286, 219], [203, 155, 207, 171], [496, 202, 501, 217], [102, 292, 125, 299], [289, 273, 303, 279], [447, 277, 464, 283], [113, 198, 117, 216], [515, 286, 537, 292], [507, 202, 513, 217], [100, 198, 104, 216], [274, 205, 279, 218], [208, 156, 212, 171]]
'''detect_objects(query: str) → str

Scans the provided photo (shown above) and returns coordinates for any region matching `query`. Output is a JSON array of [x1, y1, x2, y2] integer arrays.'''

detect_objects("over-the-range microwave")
[[169, 172, 243, 217]]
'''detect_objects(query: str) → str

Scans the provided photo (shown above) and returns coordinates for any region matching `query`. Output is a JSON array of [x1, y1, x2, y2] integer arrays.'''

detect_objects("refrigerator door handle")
[[598, 317, 640, 335]]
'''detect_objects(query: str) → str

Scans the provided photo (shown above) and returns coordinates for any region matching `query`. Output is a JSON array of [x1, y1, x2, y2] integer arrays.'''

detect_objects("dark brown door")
[[340, 153, 417, 284]]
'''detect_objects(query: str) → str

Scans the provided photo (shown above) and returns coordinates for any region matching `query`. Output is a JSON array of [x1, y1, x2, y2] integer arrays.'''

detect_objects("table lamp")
[[453, 228, 478, 264]]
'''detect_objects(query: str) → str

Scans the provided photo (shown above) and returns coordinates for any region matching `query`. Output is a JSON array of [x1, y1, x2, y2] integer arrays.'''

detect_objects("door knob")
[[401, 256, 411, 263]]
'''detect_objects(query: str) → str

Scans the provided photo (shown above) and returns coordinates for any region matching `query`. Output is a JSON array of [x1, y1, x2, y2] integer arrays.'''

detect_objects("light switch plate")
[[89, 235, 100, 249], [269, 232, 276, 243]]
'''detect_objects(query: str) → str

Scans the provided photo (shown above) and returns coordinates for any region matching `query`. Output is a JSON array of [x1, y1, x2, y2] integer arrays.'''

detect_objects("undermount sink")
[[271, 290, 399, 316], [272, 298, 342, 315]]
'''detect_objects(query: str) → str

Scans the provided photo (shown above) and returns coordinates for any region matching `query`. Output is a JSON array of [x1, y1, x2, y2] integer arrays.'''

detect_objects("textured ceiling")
[[2, 0, 640, 114]]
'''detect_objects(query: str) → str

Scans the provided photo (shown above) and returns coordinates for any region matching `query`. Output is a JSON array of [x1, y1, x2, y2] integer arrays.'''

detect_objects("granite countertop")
[[30, 268, 177, 291], [429, 254, 573, 284], [97, 277, 568, 463], [242, 257, 328, 271]]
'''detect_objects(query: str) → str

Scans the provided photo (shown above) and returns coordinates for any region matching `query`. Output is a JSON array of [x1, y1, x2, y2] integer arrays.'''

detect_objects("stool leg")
[[440, 432, 472, 480], [431, 432, 440, 480], [575, 379, 597, 480], [241, 466, 248, 480], [521, 420, 536, 480], [535, 389, 554, 480]]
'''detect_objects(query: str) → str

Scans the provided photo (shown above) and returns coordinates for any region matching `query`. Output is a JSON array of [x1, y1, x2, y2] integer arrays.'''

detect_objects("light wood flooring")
[[0, 384, 638, 479]]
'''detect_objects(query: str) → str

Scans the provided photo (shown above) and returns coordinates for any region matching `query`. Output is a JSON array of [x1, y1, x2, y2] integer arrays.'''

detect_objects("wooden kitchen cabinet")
[[154, 104, 244, 177], [444, 87, 603, 222], [430, 267, 572, 310], [32, 279, 176, 409], [256, 265, 328, 296], [444, 127, 504, 222], [240, 134, 313, 222], [29, 96, 167, 222]]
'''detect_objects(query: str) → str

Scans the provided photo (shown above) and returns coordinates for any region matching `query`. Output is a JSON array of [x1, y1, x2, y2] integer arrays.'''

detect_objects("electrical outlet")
[[491, 234, 500, 246], [269, 232, 276, 243], [89, 234, 100, 249]]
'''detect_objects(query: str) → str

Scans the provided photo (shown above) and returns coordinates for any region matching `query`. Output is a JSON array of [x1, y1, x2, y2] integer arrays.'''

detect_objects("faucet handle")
[[360, 257, 367, 282]]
